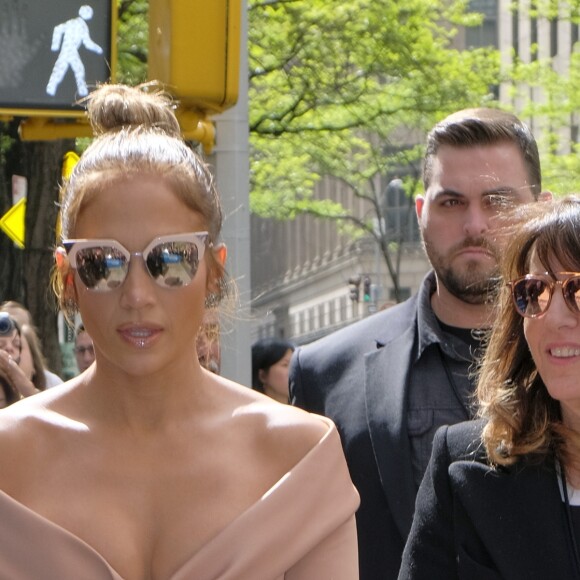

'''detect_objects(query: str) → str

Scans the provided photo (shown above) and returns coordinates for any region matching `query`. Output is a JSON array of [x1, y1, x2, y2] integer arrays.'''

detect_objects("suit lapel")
[[454, 459, 577, 578], [364, 327, 416, 541]]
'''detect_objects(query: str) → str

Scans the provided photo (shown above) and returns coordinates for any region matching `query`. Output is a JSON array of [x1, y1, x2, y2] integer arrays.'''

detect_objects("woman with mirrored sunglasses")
[[0, 83, 359, 578], [400, 196, 580, 580]]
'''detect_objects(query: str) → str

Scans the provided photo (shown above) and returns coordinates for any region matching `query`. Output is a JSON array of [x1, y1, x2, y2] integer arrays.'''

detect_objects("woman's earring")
[[63, 272, 78, 318], [205, 292, 220, 309]]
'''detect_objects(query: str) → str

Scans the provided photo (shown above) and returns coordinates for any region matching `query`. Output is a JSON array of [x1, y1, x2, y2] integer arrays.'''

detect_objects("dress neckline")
[[0, 417, 337, 578]]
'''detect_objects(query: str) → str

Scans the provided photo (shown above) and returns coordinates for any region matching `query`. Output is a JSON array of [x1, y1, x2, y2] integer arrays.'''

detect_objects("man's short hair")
[[422, 108, 541, 198]]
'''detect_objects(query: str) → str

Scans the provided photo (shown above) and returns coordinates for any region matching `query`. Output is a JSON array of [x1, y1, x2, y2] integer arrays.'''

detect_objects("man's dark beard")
[[424, 237, 501, 305], [436, 263, 500, 304]]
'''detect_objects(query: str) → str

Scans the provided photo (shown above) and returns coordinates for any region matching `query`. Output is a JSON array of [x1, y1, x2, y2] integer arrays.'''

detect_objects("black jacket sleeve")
[[398, 425, 459, 579]]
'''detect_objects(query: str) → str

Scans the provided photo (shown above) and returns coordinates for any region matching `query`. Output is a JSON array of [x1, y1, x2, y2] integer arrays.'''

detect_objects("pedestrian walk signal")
[[0, 1, 116, 117]]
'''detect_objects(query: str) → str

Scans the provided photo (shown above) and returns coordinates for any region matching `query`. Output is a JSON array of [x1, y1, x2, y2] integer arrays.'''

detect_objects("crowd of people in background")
[[0, 301, 97, 407], [3, 94, 580, 578], [74, 323, 95, 373]]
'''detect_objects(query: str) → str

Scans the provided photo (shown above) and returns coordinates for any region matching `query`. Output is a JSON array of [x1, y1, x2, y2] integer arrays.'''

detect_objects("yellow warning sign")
[[62, 151, 79, 179], [56, 151, 80, 240], [0, 198, 26, 249]]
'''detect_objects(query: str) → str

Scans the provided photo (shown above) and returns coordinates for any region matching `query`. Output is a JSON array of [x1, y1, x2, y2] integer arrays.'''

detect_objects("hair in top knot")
[[55, 81, 231, 320], [86, 82, 182, 138]]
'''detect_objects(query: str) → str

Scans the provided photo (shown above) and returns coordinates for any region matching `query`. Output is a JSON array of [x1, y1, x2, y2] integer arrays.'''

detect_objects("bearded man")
[[290, 108, 548, 580]]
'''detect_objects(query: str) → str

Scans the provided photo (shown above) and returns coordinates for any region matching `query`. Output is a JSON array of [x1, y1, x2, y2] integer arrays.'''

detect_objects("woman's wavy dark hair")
[[478, 196, 580, 467]]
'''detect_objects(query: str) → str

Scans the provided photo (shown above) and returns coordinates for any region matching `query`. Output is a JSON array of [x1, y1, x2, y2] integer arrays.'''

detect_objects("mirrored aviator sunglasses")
[[509, 273, 580, 318], [63, 232, 210, 292]]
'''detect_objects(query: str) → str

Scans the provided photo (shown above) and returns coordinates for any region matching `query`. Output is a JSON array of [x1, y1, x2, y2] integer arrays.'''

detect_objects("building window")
[[550, 18, 558, 58], [339, 296, 347, 322], [328, 299, 336, 326], [530, 18, 538, 61], [317, 304, 325, 329], [381, 178, 420, 244], [513, 7, 520, 57], [299, 311, 305, 335], [466, 0, 498, 49], [290, 313, 298, 337], [308, 307, 316, 332], [572, 122, 579, 144]]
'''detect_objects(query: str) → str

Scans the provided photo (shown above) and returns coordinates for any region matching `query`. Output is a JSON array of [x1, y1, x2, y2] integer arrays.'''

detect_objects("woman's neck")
[[264, 386, 287, 405], [83, 358, 208, 432]]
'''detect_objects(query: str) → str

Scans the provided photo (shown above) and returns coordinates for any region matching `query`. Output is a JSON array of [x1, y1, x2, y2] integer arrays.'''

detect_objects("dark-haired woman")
[[252, 337, 295, 403]]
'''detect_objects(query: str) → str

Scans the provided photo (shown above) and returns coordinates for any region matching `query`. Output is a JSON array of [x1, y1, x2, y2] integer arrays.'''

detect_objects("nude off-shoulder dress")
[[0, 417, 359, 579]]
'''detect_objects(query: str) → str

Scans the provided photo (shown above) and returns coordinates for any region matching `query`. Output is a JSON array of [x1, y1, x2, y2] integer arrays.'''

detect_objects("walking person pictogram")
[[46, 5, 103, 98]]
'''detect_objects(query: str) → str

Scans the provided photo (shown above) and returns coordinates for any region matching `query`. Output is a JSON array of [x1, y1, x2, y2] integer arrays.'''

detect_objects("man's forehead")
[[429, 144, 529, 185], [432, 141, 525, 164]]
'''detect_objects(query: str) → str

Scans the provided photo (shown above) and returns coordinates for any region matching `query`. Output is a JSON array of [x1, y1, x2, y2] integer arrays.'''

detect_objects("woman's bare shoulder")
[[211, 374, 332, 464], [0, 382, 81, 464]]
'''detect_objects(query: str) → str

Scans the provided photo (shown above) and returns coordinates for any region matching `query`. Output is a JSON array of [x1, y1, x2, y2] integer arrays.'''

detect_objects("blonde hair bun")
[[86, 83, 182, 138]]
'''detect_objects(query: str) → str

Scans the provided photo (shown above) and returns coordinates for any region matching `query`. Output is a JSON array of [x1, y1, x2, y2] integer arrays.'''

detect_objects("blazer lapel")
[[365, 327, 416, 541], [454, 459, 577, 578]]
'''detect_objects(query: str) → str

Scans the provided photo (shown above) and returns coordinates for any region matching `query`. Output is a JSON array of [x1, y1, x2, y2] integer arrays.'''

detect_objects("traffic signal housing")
[[363, 276, 372, 302], [148, 0, 241, 114], [348, 276, 361, 302], [0, 0, 116, 130]]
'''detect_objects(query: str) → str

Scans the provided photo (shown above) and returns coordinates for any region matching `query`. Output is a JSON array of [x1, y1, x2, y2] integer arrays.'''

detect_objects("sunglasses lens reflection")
[[74, 241, 201, 290], [564, 277, 580, 313], [146, 241, 200, 288], [512, 278, 550, 317], [512, 275, 580, 317], [76, 246, 128, 291]]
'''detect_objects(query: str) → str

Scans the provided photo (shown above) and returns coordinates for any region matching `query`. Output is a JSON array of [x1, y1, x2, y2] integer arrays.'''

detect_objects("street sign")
[[0, 197, 26, 249], [0, 0, 115, 117], [62, 151, 80, 179]]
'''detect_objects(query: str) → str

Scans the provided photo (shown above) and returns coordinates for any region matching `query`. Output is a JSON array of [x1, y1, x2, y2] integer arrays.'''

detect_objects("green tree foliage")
[[248, 0, 501, 298], [117, 0, 149, 84]]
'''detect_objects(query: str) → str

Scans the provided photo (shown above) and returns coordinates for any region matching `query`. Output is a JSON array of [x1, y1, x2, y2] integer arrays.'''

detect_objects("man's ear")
[[415, 195, 425, 220], [538, 190, 553, 202]]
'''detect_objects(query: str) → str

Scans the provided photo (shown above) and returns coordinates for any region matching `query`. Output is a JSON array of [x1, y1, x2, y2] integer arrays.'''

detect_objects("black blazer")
[[290, 289, 422, 579], [399, 420, 579, 579]]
